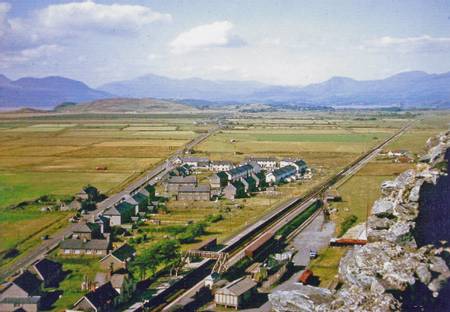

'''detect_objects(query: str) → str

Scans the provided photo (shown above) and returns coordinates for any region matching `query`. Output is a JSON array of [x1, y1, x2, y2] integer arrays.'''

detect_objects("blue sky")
[[1, 0, 450, 86]]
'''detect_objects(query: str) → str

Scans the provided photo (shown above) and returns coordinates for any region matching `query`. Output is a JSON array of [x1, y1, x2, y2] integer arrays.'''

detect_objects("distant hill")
[[55, 98, 199, 113], [2, 71, 450, 110], [100, 71, 450, 108], [0, 75, 112, 110], [247, 71, 450, 108], [99, 73, 267, 101]]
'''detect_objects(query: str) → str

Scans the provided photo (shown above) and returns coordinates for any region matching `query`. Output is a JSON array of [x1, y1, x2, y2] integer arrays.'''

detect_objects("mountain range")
[[0, 75, 111, 110], [1, 71, 450, 110]]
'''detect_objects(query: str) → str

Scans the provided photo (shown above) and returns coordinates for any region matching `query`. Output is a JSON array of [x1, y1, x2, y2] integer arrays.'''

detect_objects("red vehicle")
[[298, 269, 313, 284]]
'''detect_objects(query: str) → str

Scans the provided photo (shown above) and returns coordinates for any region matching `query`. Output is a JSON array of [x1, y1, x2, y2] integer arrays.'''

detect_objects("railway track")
[[158, 122, 412, 311]]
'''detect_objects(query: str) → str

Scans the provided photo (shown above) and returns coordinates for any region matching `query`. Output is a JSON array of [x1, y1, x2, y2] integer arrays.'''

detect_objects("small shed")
[[214, 277, 257, 309]]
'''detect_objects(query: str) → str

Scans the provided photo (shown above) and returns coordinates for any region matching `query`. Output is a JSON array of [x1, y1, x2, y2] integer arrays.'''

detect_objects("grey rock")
[[372, 199, 395, 217], [416, 263, 432, 285], [386, 222, 413, 244], [430, 256, 449, 274], [408, 184, 421, 202], [269, 287, 333, 312], [428, 274, 449, 297], [368, 215, 394, 230]]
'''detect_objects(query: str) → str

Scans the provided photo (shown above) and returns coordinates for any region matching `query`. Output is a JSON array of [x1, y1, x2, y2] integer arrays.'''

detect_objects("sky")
[[1, 0, 450, 87]]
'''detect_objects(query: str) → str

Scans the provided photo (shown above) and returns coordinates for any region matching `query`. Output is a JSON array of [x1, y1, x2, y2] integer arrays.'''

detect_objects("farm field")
[[0, 113, 213, 266], [136, 113, 416, 253], [1, 110, 445, 309]]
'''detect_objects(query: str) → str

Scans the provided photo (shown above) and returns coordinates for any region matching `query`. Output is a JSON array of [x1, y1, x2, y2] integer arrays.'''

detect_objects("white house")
[[210, 161, 234, 172], [247, 157, 277, 171]]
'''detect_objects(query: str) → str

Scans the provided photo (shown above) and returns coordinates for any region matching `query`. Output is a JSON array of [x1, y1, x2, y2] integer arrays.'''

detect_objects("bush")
[[205, 214, 223, 223], [339, 215, 358, 237]]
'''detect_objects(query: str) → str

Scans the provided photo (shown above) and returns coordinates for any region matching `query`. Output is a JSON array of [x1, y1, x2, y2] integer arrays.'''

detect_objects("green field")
[[0, 115, 212, 267]]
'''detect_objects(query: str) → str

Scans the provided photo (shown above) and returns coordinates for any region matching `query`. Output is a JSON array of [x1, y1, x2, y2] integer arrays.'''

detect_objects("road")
[[0, 125, 220, 281], [162, 122, 412, 311]]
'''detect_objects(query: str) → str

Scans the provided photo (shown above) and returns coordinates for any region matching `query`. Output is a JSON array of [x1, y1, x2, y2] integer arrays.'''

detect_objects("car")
[[309, 249, 317, 259]]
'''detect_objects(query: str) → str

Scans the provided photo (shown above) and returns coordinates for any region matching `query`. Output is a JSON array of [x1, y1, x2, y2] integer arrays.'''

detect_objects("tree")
[[132, 239, 180, 280]]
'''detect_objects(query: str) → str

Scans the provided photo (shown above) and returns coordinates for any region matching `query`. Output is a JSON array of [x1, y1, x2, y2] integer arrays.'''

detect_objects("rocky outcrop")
[[269, 131, 450, 311]]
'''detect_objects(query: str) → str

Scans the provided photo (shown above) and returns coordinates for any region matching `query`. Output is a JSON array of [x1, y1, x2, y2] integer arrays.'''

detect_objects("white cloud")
[[1, 1, 171, 51], [34, 1, 172, 35], [361, 35, 450, 53], [0, 44, 63, 67], [0, 2, 11, 38], [211, 65, 234, 72], [169, 21, 245, 54], [0, 1, 171, 68]]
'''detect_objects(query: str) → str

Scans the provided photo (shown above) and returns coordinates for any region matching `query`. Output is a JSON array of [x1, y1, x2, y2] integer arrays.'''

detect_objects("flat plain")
[[1, 110, 448, 310], [0, 113, 211, 265]]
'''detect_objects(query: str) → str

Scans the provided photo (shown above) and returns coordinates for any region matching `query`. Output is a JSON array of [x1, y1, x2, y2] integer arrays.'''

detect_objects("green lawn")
[[47, 256, 104, 311]]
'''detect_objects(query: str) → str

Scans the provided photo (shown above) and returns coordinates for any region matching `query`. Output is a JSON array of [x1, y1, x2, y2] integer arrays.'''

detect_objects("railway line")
[[158, 122, 412, 311]]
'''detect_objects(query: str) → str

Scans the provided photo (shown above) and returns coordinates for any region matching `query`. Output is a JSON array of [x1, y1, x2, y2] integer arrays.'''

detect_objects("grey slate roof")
[[32, 258, 61, 282], [73, 223, 92, 233], [178, 184, 210, 193], [272, 165, 297, 177], [167, 175, 197, 184], [228, 164, 253, 176], [0, 296, 41, 304], [60, 239, 109, 250], [219, 277, 256, 296], [103, 206, 121, 216]]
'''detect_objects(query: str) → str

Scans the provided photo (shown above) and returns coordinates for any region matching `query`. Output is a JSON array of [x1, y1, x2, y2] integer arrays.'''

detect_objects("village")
[[0, 144, 426, 311]]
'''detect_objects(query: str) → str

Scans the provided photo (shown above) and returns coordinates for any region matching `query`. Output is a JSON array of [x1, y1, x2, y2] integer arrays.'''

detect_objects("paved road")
[[0, 125, 220, 281]]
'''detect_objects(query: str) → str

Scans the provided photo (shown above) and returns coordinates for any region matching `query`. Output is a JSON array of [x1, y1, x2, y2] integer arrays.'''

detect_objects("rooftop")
[[60, 239, 109, 250], [271, 165, 297, 177], [0, 296, 41, 304], [11, 271, 41, 295], [219, 277, 257, 296], [32, 258, 62, 281], [228, 164, 253, 176], [82, 282, 118, 309], [167, 175, 197, 184], [178, 184, 210, 193], [110, 244, 136, 262]]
